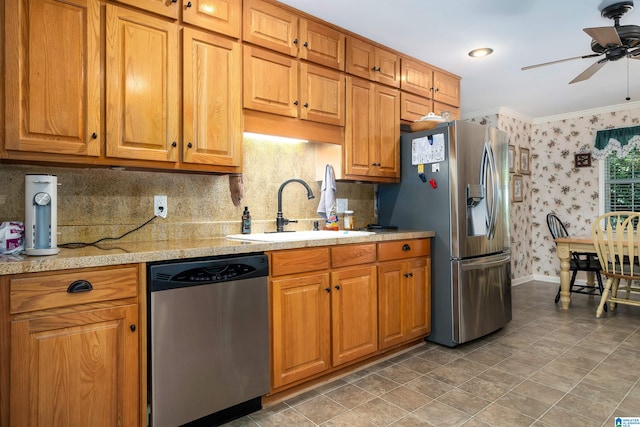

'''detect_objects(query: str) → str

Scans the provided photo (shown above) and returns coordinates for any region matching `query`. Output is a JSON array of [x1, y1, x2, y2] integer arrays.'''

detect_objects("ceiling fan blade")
[[521, 53, 601, 71], [569, 60, 608, 84], [583, 26, 622, 46], [630, 47, 640, 58]]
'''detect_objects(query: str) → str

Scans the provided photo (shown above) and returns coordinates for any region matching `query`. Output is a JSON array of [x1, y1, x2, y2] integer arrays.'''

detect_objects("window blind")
[[604, 148, 640, 212]]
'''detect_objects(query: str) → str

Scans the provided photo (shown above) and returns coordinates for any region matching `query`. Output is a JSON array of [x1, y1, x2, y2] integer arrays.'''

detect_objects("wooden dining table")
[[554, 235, 599, 309]]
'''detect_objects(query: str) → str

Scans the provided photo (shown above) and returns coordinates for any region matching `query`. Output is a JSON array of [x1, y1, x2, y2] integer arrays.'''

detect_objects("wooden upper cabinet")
[[243, 0, 299, 56], [433, 70, 460, 107], [300, 63, 345, 126], [183, 28, 242, 167], [243, 45, 298, 117], [346, 36, 400, 88], [105, 5, 179, 163], [112, 0, 179, 19], [4, 0, 101, 157], [183, 0, 242, 38], [401, 57, 433, 98], [299, 18, 345, 70]]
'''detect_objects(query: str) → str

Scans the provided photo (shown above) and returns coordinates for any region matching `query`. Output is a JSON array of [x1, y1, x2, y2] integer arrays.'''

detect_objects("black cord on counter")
[[59, 215, 158, 249]]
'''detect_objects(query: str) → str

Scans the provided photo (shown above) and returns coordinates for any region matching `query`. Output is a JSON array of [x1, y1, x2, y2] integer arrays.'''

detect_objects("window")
[[604, 148, 640, 213]]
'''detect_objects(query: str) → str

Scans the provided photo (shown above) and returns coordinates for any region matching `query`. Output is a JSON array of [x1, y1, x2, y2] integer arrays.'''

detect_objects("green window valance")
[[593, 125, 640, 159]]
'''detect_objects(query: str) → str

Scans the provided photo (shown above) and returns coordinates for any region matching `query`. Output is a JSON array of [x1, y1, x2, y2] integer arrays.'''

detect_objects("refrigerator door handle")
[[460, 254, 510, 270], [485, 142, 499, 240]]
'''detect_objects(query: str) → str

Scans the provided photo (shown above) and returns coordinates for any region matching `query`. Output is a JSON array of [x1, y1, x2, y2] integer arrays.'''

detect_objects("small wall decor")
[[574, 152, 592, 168], [519, 147, 530, 175], [512, 174, 523, 203], [508, 145, 516, 173]]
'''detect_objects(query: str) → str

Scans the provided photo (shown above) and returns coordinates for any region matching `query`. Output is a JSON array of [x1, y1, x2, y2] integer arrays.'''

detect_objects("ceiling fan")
[[522, 1, 640, 84]]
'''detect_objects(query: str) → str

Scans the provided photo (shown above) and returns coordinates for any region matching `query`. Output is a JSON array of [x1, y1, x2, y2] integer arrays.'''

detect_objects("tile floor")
[[225, 281, 640, 426]]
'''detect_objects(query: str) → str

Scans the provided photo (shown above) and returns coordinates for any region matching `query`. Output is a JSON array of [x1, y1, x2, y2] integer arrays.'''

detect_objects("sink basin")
[[226, 230, 375, 242]]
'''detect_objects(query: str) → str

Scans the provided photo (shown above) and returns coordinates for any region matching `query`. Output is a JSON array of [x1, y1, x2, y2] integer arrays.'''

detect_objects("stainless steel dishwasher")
[[147, 253, 269, 427]]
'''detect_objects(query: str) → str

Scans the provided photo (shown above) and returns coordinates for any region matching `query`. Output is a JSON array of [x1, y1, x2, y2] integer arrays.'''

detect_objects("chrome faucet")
[[276, 179, 315, 232]]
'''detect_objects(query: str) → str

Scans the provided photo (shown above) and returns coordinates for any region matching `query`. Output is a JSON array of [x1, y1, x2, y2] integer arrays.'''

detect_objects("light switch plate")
[[336, 198, 348, 213]]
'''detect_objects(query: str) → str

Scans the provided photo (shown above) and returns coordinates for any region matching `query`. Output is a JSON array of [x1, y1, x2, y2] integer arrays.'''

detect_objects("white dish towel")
[[317, 164, 338, 225]]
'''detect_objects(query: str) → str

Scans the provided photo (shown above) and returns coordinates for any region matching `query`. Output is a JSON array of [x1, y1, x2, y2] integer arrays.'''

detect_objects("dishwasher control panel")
[[173, 263, 256, 283]]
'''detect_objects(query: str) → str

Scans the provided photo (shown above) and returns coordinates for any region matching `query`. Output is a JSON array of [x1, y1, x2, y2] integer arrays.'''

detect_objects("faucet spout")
[[276, 179, 315, 232]]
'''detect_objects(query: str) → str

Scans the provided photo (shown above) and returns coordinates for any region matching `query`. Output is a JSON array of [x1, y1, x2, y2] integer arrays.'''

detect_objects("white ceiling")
[[278, 0, 640, 120]]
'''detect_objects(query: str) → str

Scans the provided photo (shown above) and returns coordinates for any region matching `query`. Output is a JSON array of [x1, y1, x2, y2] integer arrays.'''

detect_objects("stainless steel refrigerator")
[[378, 120, 511, 347]]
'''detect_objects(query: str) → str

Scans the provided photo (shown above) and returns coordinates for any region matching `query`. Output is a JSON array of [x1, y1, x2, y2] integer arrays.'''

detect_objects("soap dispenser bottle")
[[241, 206, 252, 234]]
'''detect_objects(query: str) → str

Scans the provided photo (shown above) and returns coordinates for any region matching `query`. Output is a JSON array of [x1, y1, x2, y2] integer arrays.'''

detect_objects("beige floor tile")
[[538, 406, 602, 427], [294, 395, 348, 424], [397, 355, 441, 374], [376, 363, 423, 385], [411, 400, 471, 426], [323, 384, 375, 409], [380, 386, 432, 411], [468, 402, 535, 427], [347, 397, 408, 426], [495, 391, 552, 419], [458, 376, 511, 401], [351, 373, 400, 396], [512, 380, 565, 406], [405, 375, 454, 399], [254, 407, 316, 427], [389, 414, 437, 426], [555, 392, 613, 424], [436, 388, 491, 415]]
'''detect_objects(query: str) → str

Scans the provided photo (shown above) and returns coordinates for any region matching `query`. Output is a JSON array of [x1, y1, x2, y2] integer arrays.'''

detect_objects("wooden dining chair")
[[547, 213, 604, 304], [591, 211, 640, 318]]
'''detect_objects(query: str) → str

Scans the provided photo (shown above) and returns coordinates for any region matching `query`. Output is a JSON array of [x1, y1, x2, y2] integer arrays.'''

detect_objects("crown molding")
[[462, 107, 533, 123]]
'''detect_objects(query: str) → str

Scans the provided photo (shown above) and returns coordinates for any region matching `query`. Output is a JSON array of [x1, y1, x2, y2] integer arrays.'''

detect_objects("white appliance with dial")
[[24, 174, 60, 256]]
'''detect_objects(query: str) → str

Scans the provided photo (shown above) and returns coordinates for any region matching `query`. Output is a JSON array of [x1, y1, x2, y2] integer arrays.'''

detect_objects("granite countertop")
[[0, 230, 434, 275]]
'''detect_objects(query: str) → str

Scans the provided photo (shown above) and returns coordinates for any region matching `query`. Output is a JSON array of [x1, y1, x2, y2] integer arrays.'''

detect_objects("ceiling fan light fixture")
[[468, 48, 493, 58]]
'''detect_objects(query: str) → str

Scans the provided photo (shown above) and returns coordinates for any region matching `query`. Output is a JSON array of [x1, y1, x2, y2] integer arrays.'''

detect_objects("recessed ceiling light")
[[468, 48, 493, 58]]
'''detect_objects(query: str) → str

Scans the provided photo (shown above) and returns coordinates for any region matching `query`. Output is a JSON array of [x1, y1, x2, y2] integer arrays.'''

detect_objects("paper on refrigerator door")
[[412, 134, 445, 165]]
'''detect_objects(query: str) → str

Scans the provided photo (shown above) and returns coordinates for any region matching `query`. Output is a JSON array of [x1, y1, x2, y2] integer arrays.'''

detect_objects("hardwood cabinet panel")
[[331, 243, 376, 268], [243, 0, 298, 56], [271, 273, 331, 388], [300, 63, 345, 126], [183, 28, 242, 167], [243, 45, 299, 117], [346, 36, 399, 88], [270, 247, 330, 276], [299, 18, 345, 70], [345, 77, 375, 177], [5, 0, 101, 157], [433, 70, 460, 107], [331, 266, 378, 366], [433, 101, 461, 120], [183, 0, 242, 38], [404, 257, 431, 339], [105, 5, 179, 162], [10, 304, 139, 426], [375, 84, 400, 178], [375, 47, 401, 88], [401, 92, 431, 122], [378, 239, 430, 261], [112, 0, 179, 19], [378, 262, 404, 348], [401, 58, 432, 98]]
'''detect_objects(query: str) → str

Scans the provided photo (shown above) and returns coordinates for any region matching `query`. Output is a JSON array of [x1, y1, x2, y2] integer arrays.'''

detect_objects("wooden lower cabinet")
[[378, 257, 431, 350], [5, 265, 141, 427]]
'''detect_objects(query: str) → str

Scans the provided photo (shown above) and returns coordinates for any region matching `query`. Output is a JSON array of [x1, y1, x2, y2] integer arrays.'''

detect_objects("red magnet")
[[429, 178, 437, 189]]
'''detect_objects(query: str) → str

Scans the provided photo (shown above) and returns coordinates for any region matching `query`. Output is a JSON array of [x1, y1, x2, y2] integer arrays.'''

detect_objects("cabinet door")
[[243, 46, 299, 118], [433, 70, 460, 107], [400, 92, 431, 122], [401, 58, 433, 98], [105, 5, 179, 162], [433, 101, 461, 120], [375, 48, 400, 88], [331, 266, 377, 366], [345, 37, 375, 81], [271, 273, 331, 388], [377, 261, 404, 350], [10, 304, 139, 426], [183, 28, 242, 167], [345, 76, 374, 177], [299, 18, 345, 70], [183, 0, 242, 38], [374, 85, 400, 178], [300, 63, 345, 126], [404, 257, 431, 339], [243, 0, 299, 56], [5, 0, 101, 157]]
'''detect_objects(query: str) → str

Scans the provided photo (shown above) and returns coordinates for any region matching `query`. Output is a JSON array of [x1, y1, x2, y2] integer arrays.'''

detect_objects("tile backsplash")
[[0, 136, 376, 244]]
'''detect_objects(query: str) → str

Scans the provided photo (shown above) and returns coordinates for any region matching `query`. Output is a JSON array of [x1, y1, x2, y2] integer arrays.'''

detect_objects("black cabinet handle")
[[303, 41, 308, 47], [371, 66, 377, 71], [402, 244, 411, 251], [171, 141, 177, 147], [335, 285, 341, 290], [187, 142, 193, 148], [171, 0, 177, 2], [91, 132, 98, 139], [186, 1, 192, 7], [293, 100, 299, 106], [303, 102, 308, 108], [67, 280, 93, 293], [325, 287, 331, 293], [293, 38, 298, 45], [435, 87, 440, 92], [130, 324, 136, 332]]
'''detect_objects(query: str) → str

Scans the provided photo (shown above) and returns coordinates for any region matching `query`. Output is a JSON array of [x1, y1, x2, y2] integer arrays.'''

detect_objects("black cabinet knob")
[[371, 66, 377, 71], [303, 41, 308, 47], [325, 287, 331, 293], [186, 1, 192, 7], [303, 102, 308, 108], [130, 324, 136, 332], [293, 100, 299, 106], [91, 132, 98, 139], [402, 244, 411, 251], [335, 285, 341, 290], [171, 141, 177, 147], [188, 142, 193, 148], [293, 38, 298, 45], [171, 0, 177, 2]]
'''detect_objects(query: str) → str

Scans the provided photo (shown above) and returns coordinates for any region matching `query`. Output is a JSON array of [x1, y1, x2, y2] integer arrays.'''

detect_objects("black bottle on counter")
[[241, 206, 252, 234]]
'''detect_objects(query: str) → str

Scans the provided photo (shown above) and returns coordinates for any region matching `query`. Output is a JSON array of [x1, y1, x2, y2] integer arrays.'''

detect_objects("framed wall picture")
[[508, 145, 516, 173], [574, 152, 592, 168], [512, 174, 523, 203], [519, 148, 530, 175]]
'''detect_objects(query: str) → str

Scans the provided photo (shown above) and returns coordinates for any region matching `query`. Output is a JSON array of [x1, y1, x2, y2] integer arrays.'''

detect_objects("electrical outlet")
[[154, 195, 167, 218], [336, 198, 348, 214]]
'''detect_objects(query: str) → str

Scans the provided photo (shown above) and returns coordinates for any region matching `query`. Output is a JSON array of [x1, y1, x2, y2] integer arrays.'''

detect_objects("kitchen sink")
[[226, 230, 375, 242]]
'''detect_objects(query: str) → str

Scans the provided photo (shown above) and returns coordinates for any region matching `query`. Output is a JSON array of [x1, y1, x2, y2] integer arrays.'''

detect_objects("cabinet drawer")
[[10, 265, 138, 314], [270, 247, 330, 276], [331, 243, 376, 268], [377, 239, 430, 262]]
